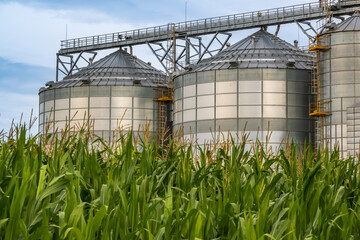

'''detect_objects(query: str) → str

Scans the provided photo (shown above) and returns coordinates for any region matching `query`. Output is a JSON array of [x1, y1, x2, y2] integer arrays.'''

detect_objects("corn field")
[[1, 125, 360, 239]]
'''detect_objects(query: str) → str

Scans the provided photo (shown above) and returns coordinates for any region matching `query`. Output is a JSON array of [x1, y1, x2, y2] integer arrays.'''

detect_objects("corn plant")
[[0, 123, 360, 239]]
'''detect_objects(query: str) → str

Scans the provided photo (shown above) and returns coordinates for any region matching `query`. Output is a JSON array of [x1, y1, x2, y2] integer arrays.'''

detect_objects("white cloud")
[[0, 2, 135, 68], [185, 0, 313, 19], [0, 1, 168, 133], [0, 0, 315, 70]]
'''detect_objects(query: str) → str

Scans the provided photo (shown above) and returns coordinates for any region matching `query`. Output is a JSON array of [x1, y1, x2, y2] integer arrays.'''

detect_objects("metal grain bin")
[[347, 102, 360, 157], [318, 13, 360, 157], [38, 49, 167, 140], [173, 30, 314, 150]]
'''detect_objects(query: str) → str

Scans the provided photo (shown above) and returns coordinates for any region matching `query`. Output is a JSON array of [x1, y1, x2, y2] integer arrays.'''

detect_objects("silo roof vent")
[[45, 81, 54, 88], [81, 78, 91, 85], [184, 65, 193, 71], [251, 36, 256, 46], [229, 61, 238, 67], [324, 22, 336, 30], [287, 59, 296, 67]]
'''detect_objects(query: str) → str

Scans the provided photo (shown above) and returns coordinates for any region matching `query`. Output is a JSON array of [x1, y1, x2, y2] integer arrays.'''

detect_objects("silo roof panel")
[[73, 81, 82, 87], [98, 79, 108, 86], [107, 79, 117, 86], [186, 30, 312, 72], [334, 13, 360, 32], [60, 49, 167, 88]]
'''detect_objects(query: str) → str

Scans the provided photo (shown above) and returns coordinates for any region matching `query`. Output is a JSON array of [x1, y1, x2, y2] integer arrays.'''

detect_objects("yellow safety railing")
[[309, 100, 331, 116], [309, 34, 330, 51]]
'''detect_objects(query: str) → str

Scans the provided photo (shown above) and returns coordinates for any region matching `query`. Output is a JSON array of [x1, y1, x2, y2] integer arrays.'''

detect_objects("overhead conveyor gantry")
[[56, 0, 360, 81], [59, 0, 360, 54]]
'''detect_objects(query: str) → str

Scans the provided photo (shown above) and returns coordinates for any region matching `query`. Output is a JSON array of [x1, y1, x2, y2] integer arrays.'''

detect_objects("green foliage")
[[1, 126, 360, 239]]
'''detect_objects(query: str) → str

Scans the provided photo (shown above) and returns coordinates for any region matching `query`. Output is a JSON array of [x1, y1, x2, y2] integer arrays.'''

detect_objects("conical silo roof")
[[50, 49, 167, 89], [333, 12, 360, 32], [188, 30, 313, 72]]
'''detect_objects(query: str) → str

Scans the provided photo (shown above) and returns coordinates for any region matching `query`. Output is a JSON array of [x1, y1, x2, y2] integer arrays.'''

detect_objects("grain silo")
[[315, 13, 360, 157], [38, 49, 168, 140], [173, 30, 314, 149]]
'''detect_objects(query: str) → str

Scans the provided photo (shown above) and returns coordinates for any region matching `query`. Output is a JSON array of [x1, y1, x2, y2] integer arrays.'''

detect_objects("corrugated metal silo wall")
[[39, 85, 159, 141], [173, 68, 313, 151], [347, 104, 360, 156], [320, 30, 360, 157]]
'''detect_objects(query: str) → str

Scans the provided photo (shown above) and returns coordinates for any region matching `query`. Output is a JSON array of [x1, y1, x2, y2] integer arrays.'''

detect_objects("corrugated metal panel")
[[38, 49, 169, 139], [174, 30, 313, 148], [334, 13, 360, 32], [318, 13, 360, 158], [48, 49, 167, 89], [347, 102, 360, 156], [186, 30, 313, 73], [173, 67, 313, 147]]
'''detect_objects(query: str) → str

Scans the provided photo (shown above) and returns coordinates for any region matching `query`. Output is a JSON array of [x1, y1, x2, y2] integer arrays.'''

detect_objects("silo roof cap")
[[186, 30, 313, 72]]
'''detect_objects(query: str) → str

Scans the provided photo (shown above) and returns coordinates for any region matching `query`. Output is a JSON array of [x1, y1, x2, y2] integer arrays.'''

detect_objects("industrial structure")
[[39, 49, 168, 141], [39, 0, 360, 155], [173, 30, 313, 149], [310, 13, 360, 157]]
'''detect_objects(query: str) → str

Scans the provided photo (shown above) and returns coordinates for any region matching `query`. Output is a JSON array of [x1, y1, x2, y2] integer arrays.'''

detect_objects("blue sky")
[[0, 0, 313, 133]]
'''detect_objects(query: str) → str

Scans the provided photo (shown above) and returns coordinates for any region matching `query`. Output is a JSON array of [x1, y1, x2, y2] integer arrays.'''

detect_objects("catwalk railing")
[[59, 0, 360, 54]]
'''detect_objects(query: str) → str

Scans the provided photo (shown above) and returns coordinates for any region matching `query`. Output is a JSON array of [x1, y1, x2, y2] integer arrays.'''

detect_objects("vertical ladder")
[[159, 102, 166, 134], [311, 59, 319, 148], [155, 88, 172, 146], [313, 115, 326, 150], [309, 0, 332, 152], [309, 35, 331, 151], [310, 55, 318, 96], [154, 24, 175, 146]]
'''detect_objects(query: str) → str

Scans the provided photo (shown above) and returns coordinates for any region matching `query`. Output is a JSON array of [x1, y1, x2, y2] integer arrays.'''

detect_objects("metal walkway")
[[59, 0, 360, 54]]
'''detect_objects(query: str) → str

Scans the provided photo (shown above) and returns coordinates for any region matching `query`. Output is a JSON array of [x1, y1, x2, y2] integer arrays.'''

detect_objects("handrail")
[[59, 0, 360, 53]]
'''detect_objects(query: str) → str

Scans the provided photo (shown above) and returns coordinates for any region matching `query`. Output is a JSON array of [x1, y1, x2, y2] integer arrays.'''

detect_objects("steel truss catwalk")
[[59, 0, 360, 54]]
